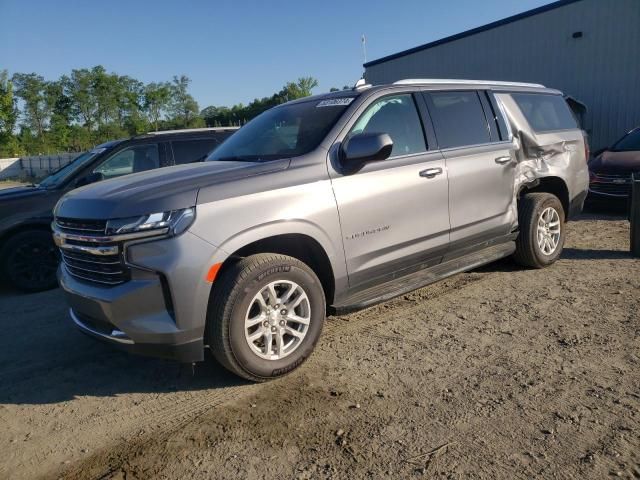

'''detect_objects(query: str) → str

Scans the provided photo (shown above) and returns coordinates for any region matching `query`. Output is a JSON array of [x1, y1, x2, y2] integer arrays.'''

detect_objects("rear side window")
[[425, 91, 491, 149], [172, 138, 219, 165], [512, 93, 578, 132]]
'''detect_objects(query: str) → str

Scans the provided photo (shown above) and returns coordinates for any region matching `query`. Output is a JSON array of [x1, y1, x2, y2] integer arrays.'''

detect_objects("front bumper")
[[69, 307, 203, 362], [58, 230, 222, 363]]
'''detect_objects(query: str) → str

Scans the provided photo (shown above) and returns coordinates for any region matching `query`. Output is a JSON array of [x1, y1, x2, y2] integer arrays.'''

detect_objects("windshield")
[[207, 97, 354, 162], [612, 129, 640, 152], [39, 148, 106, 188]]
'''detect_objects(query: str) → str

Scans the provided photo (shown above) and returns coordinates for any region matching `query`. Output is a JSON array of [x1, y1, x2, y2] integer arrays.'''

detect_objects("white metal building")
[[363, 0, 640, 150]]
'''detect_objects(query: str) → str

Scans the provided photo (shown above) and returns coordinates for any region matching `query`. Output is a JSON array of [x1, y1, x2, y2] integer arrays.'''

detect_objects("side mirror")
[[75, 172, 104, 187], [342, 132, 393, 166]]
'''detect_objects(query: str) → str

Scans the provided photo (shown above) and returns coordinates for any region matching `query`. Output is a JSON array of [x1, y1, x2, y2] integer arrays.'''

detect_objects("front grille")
[[590, 173, 632, 196], [56, 217, 108, 234], [55, 217, 130, 286]]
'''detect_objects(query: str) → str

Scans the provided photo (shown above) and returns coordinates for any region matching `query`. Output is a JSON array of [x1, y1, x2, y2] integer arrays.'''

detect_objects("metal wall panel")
[[364, 0, 640, 150]]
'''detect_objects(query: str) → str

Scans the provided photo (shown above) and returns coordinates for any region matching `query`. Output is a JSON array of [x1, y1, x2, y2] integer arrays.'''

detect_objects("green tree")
[[201, 77, 319, 128], [67, 68, 98, 144], [12, 73, 51, 139], [0, 70, 21, 156], [144, 82, 171, 131], [168, 75, 200, 128]]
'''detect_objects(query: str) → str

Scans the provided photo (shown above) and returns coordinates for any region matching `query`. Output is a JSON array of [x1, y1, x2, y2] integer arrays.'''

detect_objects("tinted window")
[[172, 139, 218, 165], [208, 97, 353, 162], [426, 91, 491, 149], [512, 93, 578, 132], [348, 94, 426, 157], [612, 129, 640, 152], [94, 144, 159, 179]]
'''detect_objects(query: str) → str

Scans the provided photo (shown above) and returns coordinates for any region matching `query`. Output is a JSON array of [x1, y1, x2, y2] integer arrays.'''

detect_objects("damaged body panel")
[[498, 92, 589, 227]]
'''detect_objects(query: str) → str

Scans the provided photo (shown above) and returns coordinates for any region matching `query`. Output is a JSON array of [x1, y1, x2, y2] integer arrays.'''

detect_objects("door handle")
[[419, 167, 443, 178], [494, 156, 512, 165]]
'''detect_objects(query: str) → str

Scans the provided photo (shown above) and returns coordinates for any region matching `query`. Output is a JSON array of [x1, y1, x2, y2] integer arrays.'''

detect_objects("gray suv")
[[53, 79, 589, 381]]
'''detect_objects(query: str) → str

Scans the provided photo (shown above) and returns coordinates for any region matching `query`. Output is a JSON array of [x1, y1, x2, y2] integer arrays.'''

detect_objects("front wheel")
[[207, 253, 326, 382], [514, 192, 566, 268]]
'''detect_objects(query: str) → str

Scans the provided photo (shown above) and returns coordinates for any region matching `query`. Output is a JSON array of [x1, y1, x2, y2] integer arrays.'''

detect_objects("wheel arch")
[[0, 220, 53, 251], [518, 176, 570, 221], [214, 233, 336, 307]]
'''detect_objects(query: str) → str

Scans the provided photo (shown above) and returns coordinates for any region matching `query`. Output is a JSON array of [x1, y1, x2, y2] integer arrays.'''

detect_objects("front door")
[[330, 93, 450, 289]]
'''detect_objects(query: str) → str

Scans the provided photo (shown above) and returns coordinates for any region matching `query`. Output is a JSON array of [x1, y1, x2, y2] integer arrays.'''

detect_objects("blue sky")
[[1, 0, 550, 109]]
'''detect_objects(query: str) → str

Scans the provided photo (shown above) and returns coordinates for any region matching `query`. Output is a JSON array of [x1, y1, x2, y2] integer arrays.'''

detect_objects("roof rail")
[[393, 79, 545, 88], [145, 127, 240, 135]]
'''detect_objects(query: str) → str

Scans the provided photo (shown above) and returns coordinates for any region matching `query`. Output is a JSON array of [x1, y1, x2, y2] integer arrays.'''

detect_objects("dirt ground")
[[0, 211, 638, 480]]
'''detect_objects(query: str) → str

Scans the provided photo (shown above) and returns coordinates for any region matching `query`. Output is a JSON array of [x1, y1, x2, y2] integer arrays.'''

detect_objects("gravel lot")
[[0, 211, 638, 480]]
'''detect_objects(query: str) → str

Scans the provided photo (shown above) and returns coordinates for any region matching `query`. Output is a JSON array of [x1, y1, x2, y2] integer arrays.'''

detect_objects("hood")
[[0, 185, 47, 201], [589, 150, 640, 174], [54, 159, 290, 220]]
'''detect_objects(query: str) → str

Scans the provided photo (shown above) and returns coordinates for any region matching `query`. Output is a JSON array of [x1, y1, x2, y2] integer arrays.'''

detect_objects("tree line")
[[0, 66, 326, 157]]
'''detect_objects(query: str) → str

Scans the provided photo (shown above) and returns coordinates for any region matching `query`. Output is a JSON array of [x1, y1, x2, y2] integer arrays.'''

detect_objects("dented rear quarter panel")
[[497, 92, 589, 222]]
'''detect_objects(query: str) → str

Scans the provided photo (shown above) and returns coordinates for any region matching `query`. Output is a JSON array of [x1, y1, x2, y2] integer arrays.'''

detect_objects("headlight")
[[106, 208, 195, 238]]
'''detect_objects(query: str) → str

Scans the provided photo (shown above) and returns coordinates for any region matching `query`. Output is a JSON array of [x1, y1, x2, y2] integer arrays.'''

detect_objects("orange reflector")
[[205, 263, 223, 283]]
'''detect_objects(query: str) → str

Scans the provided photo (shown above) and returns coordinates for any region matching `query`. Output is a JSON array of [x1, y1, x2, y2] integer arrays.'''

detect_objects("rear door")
[[423, 90, 517, 254], [330, 92, 450, 289]]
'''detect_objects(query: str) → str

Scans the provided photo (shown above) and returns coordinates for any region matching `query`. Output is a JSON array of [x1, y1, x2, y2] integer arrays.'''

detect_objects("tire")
[[514, 192, 566, 268], [207, 253, 326, 382], [0, 229, 60, 292]]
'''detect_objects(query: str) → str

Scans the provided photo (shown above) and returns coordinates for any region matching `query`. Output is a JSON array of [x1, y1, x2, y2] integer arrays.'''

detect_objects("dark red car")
[[588, 127, 640, 203]]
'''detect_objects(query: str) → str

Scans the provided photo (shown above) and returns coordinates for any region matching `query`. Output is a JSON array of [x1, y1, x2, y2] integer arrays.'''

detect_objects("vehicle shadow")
[[579, 202, 628, 220], [0, 288, 247, 405], [561, 247, 632, 260]]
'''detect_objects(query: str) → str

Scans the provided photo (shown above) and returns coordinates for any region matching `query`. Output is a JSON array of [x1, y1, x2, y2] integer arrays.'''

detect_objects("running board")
[[332, 241, 516, 315]]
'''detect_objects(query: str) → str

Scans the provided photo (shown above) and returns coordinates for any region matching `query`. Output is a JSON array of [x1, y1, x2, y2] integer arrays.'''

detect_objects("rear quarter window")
[[512, 93, 578, 133]]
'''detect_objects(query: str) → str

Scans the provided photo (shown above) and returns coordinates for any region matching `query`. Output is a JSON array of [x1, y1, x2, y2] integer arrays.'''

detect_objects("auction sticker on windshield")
[[316, 98, 354, 107]]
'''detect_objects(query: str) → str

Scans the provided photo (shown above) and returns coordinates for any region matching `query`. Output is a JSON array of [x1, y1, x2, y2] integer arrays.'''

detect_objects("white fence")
[[0, 153, 82, 180]]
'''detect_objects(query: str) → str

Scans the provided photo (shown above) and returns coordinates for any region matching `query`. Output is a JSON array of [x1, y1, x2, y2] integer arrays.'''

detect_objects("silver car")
[[53, 79, 589, 381]]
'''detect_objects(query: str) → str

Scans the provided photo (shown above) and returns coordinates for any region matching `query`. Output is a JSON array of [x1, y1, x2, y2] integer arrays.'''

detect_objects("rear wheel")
[[514, 192, 566, 268], [0, 230, 60, 292], [207, 254, 325, 382]]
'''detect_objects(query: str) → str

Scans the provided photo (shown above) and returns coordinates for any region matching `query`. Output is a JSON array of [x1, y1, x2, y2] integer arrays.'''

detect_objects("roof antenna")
[[361, 34, 367, 64]]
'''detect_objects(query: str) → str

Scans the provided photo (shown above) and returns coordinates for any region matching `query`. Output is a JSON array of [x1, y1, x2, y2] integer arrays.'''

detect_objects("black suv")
[[0, 127, 237, 292]]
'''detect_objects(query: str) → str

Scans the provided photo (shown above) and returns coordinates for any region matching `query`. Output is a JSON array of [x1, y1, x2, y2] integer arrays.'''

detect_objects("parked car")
[[0, 127, 238, 292], [588, 127, 640, 204], [53, 79, 588, 381]]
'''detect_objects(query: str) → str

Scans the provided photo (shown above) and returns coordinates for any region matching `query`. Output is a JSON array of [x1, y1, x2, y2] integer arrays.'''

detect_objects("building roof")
[[363, 0, 584, 68]]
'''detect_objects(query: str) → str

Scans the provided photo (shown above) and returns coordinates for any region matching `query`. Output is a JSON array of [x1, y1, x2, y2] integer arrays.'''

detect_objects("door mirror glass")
[[343, 132, 393, 165]]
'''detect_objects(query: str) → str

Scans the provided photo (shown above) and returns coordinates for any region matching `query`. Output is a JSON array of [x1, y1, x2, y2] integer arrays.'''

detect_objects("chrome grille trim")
[[61, 250, 121, 265], [53, 227, 169, 244], [54, 217, 131, 286]]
